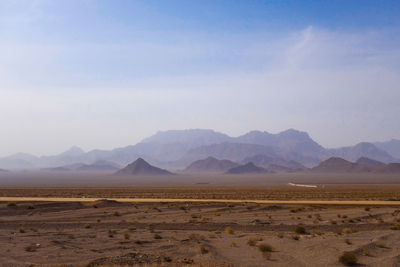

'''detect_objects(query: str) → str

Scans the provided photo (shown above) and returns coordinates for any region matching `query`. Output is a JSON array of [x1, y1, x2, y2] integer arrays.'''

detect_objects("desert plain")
[[1, 173, 400, 266]]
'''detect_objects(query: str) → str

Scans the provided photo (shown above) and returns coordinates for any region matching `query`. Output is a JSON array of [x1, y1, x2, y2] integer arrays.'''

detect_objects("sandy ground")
[[2, 199, 400, 266]]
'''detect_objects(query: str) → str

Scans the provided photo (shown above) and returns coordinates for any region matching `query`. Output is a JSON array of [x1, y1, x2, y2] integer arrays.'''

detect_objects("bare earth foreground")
[[2, 186, 400, 266]]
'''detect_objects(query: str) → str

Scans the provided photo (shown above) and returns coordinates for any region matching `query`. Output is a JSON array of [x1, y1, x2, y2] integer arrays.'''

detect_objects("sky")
[[1, 0, 400, 156]]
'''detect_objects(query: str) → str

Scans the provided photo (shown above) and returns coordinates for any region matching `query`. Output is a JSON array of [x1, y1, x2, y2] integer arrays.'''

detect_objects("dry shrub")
[[24, 245, 37, 252], [128, 225, 136, 231], [84, 224, 91, 229], [258, 243, 274, 252], [292, 235, 299, 240], [154, 234, 162, 239], [124, 233, 130, 240], [339, 252, 357, 266], [200, 245, 209, 254], [390, 223, 400, 230], [225, 227, 234, 235], [6, 202, 16, 207], [375, 241, 386, 248], [342, 228, 352, 234], [295, 226, 306, 234], [247, 237, 263, 246]]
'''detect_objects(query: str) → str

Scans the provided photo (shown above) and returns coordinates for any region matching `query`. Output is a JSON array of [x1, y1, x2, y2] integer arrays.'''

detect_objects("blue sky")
[[1, 0, 400, 156]]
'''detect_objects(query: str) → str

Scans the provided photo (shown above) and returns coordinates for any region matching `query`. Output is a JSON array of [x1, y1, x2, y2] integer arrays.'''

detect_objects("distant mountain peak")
[[60, 146, 85, 156], [115, 158, 173, 176]]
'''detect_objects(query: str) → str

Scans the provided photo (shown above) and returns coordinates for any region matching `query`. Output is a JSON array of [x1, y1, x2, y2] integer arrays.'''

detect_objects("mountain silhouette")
[[356, 157, 385, 167], [226, 162, 268, 174], [311, 157, 372, 173], [115, 158, 173, 176], [184, 157, 238, 173]]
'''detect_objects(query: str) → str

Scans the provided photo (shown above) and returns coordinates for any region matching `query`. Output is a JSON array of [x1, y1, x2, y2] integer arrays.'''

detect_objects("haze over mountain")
[[328, 142, 395, 163], [43, 160, 121, 172], [374, 139, 400, 159], [115, 158, 173, 176], [0, 129, 399, 171], [183, 157, 239, 173], [356, 157, 385, 167]]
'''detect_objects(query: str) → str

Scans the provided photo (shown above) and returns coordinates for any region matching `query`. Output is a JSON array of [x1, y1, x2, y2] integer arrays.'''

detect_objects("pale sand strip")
[[1, 197, 400, 205]]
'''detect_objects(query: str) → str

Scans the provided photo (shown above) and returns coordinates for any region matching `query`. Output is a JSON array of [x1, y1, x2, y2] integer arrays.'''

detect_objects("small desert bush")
[[27, 204, 35, 210], [6, 202, 16, 207], [154, 234, 162, 239], [18, 227, 25, 233], [342, 228, 352, 234], [225, 227, 234, 235], [375, 241, 386, 248], [200, 245, 208, 254], [290, 207, 303, 213], [339, 251, 358, 266], [258, 243, 274, 252], [24, 245, 37, 252], [390, 223, 400, 230], [295, 226, 306, 234], [247, 237, 262, 246], [364, 207, 370, 211], [124, 233, 130, 240], [292, 234, 300, 240], [231, 241, 238, 247], [108, 229, 117, 238], [128, 225, 137, 231], [113, 211, 121, 216], [84, 224, 91, 229], [345, 239, 352, 245], [214, 213, 221, 217]]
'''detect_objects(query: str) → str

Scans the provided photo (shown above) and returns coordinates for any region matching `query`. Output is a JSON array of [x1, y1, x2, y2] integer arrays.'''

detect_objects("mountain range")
[[311, 157, 400, 173], [0, 129, 399, 171], [42, 160, 121, 172]]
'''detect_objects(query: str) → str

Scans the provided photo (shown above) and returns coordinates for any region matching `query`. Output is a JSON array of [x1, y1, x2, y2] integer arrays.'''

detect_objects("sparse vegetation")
[[154, 234, 162, 239], [124, 233, 130, 240], [6, 202, 16, 207], [247, 237, 263, 246], [295, 225, 306, 234], [376, 241, 386, 248], [225, 226, 234, 235], [258, 243, 274, 252], [342, 228, 353, 234], [200, 245, 208, 254], [339, 252, 358, 266], [24, 245, 38, 252]]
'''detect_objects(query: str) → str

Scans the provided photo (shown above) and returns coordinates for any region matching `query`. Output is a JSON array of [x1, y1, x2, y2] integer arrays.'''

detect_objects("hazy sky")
[[1, 0, 400, 156]]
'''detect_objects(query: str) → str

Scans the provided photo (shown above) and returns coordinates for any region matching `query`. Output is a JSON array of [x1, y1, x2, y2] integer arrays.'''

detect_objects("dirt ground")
[[2, 197, 400, 266]]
